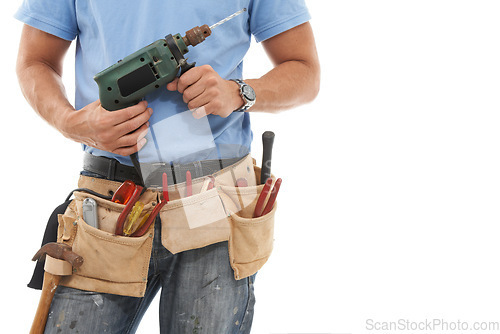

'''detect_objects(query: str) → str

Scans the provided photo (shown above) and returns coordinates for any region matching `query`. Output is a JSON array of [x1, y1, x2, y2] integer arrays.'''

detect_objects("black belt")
[[83, 153, 242, 187]]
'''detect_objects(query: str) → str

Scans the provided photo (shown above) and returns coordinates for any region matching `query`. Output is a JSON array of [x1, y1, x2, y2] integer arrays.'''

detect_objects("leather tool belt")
[[55, 154, 279, 297]]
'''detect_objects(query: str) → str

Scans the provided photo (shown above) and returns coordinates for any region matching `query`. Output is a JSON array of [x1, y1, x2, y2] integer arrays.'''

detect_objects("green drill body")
[[94, 33, 190, 111]]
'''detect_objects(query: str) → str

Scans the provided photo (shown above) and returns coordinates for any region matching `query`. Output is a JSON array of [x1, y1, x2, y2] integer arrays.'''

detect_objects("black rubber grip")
[[260, 131, 275, 184]]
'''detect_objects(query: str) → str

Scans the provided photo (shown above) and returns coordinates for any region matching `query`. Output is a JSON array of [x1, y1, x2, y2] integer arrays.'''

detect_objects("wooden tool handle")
[[30, 272, 61, 334]]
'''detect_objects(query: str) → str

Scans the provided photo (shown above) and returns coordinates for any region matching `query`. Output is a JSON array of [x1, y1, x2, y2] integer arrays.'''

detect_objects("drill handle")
[[180, 60, 196, 76]]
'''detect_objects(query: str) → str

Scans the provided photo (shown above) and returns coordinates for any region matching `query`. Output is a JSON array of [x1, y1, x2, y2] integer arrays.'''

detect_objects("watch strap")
[[231, 79, 256, 112]]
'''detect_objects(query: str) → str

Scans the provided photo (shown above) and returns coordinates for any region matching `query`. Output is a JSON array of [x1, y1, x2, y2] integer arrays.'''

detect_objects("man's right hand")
[[16, 25, 153, 157], [62, 100, 152, 156]]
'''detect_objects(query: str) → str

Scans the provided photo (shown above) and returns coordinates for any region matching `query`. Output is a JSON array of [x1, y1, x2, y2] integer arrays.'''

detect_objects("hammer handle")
[[261, 131, 275, 184], [30, 272, 61, 334]]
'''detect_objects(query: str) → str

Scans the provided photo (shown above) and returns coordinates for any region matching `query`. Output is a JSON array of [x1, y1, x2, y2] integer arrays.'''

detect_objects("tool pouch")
[[158, 156, 278, 281], [56, 189, 155, 298], [159, 186, 230, 254], [159, 155, 256, 254], [53, 155, 278, 296], [219, 166, 278, 280]]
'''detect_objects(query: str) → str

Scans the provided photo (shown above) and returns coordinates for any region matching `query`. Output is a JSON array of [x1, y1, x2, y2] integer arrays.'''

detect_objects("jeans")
[[44, 221, 256, 333]]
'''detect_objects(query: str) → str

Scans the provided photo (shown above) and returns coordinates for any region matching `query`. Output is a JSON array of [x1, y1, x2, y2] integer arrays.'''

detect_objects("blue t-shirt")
[[15, 0, 310, 165]]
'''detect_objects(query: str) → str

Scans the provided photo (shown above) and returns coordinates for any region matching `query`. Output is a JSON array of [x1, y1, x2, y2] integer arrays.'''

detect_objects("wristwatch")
[[231, 79, 256, 112]]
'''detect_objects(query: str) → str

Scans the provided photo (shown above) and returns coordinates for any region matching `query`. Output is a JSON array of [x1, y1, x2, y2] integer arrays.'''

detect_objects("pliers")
[[253, 177, 282, 218], [114, 173, 169, 237], [130, 172, 169, 237]]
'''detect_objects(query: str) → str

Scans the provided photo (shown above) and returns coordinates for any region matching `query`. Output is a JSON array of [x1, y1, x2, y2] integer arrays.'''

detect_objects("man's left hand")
[[166, 65, 244, 118]]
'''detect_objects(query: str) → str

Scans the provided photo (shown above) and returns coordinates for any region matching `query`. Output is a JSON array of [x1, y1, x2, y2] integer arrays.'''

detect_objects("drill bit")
[[210, 8, 247, 30]]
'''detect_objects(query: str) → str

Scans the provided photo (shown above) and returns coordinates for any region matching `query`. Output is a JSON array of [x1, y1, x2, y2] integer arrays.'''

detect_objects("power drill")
[[93, 8, 246, 186], [94, 8, 246, 111]]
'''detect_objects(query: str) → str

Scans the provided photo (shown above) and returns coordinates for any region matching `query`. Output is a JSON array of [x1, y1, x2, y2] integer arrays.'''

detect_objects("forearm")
[[17, 60, 75, 137], [17, 61, 151, 155], [246, 59, 320, 113]]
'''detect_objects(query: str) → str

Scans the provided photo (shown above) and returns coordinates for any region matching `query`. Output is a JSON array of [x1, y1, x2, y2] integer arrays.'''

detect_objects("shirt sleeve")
[[14, 0, 78, 41], [249, 0, 311, 43]]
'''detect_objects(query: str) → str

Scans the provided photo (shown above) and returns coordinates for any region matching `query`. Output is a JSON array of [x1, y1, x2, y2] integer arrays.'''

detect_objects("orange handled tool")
[[131, 173, 169, 237], [112, 180, 136, 204], [115, 184, 143, 235]]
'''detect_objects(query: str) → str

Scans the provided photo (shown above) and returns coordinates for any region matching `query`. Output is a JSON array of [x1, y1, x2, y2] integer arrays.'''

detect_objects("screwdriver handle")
[[261, 131, 275, 185]]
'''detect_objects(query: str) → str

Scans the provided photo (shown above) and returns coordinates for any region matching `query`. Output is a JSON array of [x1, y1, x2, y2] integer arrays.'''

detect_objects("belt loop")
[[193, 161, 203, 178], [107, 159, 116, 180]]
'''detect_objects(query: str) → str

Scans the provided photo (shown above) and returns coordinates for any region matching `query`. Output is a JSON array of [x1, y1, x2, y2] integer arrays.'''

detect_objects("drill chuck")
[[183, 25, 212, 47]]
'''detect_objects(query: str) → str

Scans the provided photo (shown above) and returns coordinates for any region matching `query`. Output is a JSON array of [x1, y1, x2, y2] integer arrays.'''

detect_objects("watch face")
[[242, 85, 256, 101]]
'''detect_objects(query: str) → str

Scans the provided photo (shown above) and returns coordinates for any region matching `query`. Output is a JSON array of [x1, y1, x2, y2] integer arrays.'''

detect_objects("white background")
[[2, 1, 500, 333]]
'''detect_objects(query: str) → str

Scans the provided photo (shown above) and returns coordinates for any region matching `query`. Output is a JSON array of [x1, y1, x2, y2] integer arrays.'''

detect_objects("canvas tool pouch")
[[56, 179, 156, 298], [218, 166, 278, 280], [56, 154, 278, 296]]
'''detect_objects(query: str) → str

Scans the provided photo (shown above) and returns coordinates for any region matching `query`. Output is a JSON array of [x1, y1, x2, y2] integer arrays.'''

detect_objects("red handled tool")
[[253, 178, 273, 218], [131, 172, 169, 237], [253, 178, 282, 218], [207, 178, 215, 190], [186, 171, 192, 197], [261, 178, 281, 216], [236, 178, 248, 187], [115, 183, 144, 235]]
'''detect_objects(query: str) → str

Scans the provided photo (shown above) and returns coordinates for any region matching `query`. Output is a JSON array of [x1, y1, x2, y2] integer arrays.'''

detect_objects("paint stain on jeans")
[[92, 294, 104, 307], [191, 315, 202, 333]]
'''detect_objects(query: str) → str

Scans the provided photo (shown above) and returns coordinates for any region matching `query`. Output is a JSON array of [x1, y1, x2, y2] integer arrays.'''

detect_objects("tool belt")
[[55, 154, 278, 297]]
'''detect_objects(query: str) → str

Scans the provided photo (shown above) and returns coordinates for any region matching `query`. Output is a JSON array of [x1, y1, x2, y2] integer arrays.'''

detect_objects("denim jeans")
[[44, 221, 256, 333]]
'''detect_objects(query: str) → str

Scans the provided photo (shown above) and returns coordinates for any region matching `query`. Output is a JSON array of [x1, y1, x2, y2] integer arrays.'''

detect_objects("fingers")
[[87, 100, 152, 155], [182, 82, 205, 104], [166, 77, 179, 91], [111, 124, 150, 156], [114, 106, 152, 135], [169, 65, 242, 118], [176, 66, 205, 93], [111, 100, 150, 124]]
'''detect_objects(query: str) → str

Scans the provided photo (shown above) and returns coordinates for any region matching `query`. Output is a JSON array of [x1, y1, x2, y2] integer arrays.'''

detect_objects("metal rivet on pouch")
[[149, 233, 153, 238], [73, 221, 77, 226], [143, 278, 147, 282]]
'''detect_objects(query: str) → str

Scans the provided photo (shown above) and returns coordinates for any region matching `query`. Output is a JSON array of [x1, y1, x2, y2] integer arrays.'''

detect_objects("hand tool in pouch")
[[261, 131, 275, 184], [130, 172, 170, 237], [261, 178, 282, 216], [30, 243, 84, 334], [94, 8, 247, 186], [115, 182, 144, 235], [254, 178, 273, 218], [253, 178, 282, 218], [186, 171, 193, 197], [82, 198, 99, 228]]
